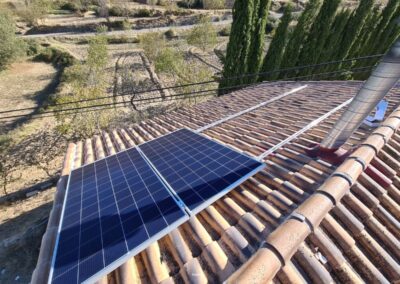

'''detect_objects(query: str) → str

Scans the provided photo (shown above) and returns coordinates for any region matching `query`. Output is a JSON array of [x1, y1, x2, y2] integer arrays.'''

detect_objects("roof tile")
[[33, 82, 400, 284]]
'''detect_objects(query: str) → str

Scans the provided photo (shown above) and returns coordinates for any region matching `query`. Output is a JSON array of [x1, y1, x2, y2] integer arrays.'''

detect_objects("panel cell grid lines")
[[139, 129, 265, 214], [50, 148, 188, 284], [50, 129, 265, 284]]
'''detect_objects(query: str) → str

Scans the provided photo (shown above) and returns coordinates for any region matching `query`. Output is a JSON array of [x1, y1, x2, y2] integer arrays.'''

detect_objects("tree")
[[259, 3, 293, 81], [55, 33, 112, 138], [0, 131, 66, 195], [0, 11, 25, 71], [361, 0, 400, 57], [353, 1, 400, 78], [246, 0, 272, 82], [279, 0, 322, 78], [187, 16, 217, 51], [296, 0, 341, 76], [140, 33, 167, 62], [18, 0, 51, 26], [219, 0, 255, 93], [0, 135, 16, 195], [348, 5, 380, 59], [331, 0, 374, 75], [202, 0, 225, 9], [318, 8, 351, 73]]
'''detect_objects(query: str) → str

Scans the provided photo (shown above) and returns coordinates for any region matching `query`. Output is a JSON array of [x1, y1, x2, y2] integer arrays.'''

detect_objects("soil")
[[0, 60, 58, 132], [0, 189, 55, 284], [0, 61, 64, 283], [0, 4, 227, 283]]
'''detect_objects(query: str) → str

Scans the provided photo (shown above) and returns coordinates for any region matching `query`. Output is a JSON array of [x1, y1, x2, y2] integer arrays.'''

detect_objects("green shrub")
[[96, 25, 108, 33], [165, 29, 178, 39], [25, 40, 42, 56], [187, 16, 217, 51], [140, 33, 166, 61], [154, 47, 183, 73], [106, 35, 140, 44], [265, 21, 277, 34], [115, 18, 133, 30], [59, 2, 80, 12], [177, 0, 200, 8], [202, 0, 225, 9], [219, 26, 230, 36], [108, 6, 124, 16], [123, 19, 132, 30], [0, 11, 26, 70], [34, 47, 76, 67], [134, 9, 154, 17], [17, 0, 52, 26]]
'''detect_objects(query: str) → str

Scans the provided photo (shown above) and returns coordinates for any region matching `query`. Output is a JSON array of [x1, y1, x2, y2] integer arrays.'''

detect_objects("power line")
[[0, 66, 374, 121], [0, 66, 374, 122], [0, 54, 382, 116]]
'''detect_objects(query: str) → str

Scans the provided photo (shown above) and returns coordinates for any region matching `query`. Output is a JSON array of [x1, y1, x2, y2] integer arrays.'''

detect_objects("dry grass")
[[0, 189, 55, 284], [0, 61, 56, 109], [0, 60, 64, 196]]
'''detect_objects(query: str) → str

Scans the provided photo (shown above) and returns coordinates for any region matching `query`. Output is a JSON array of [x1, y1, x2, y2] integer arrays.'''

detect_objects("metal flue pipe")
[[320, 37, 400, 150]]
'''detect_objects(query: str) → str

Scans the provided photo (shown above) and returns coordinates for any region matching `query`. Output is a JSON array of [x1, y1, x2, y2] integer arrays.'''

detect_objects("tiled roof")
[[33, 81, 400, 284]]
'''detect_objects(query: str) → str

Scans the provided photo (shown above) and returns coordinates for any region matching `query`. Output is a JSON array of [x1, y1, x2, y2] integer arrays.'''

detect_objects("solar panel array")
[[50, 129, 264, 284], [140, 129, 265, 214]]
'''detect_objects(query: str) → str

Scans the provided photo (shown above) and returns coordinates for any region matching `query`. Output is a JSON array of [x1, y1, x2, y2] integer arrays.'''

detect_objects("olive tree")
[[55, 33, 113, 138], [187, 16, 217, 51], [0, 11, 26, 70]]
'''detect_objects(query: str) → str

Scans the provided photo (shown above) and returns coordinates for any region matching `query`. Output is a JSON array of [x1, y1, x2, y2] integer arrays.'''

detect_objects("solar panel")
[[50, 148, 189, 284], [139, 129, 265, 214], [50, 128, 265, 284]]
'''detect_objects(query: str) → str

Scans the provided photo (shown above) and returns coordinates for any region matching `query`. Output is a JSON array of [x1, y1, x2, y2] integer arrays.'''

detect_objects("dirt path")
[[21, 19, 232, 39]]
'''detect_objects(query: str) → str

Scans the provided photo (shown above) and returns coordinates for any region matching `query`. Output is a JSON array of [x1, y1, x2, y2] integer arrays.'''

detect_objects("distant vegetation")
[[220, 0, 400, 92], [16, 0, 52, 26], [178, 0, 227, 9], [0, 11, 26, 71], [140, 32, 213, 95], [55, 32, 113, 138], [187, 16, 217, 51]]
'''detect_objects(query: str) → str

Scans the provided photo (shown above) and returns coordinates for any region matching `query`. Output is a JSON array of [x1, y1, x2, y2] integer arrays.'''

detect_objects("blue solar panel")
[[50, 148, 189, 284], [139, 129, 265, 214], [51, 128, 265, 284]]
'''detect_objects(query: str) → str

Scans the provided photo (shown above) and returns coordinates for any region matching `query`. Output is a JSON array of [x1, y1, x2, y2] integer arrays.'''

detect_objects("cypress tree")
[[356, 2, 400, 74], [318, 9, 351, 73], [348, 5, 380, 59], [296, 0, 341, 76], [246, 0, 272, 82], [219, 0, 255, 94], [375, 6, 400, 54], [332, 0, 374, 77], [335, 0, 374, 62], [362, 0, 400, 57], [279, 0, 322, 79], [259, 3, 293, 81]]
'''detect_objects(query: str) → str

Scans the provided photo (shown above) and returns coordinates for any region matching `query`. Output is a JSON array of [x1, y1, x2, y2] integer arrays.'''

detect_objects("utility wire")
[[0, 54, 382, 116], [0, 66, 374, 121], [0, 66, 374, 122]]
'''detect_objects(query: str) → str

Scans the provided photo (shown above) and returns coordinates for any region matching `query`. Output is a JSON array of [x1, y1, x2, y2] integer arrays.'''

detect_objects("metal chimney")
[[320, 37, 400, 150]]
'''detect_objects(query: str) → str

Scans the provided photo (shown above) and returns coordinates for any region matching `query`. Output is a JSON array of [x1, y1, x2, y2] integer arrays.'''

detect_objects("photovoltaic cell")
[[50, 148, 188, 284], [139, 129, 265, 214]]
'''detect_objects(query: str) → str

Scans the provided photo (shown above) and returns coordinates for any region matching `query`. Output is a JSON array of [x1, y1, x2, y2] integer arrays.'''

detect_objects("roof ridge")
[[226, 107, 400, 283]]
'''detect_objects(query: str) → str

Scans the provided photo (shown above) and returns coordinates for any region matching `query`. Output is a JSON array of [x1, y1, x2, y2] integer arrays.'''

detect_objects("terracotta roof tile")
[[32, 82, 400, 284]]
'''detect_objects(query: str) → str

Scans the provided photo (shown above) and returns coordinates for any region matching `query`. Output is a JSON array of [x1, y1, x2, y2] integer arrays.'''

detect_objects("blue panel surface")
[[50, 148, 188, 284], [139, 129, 265, 214]]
